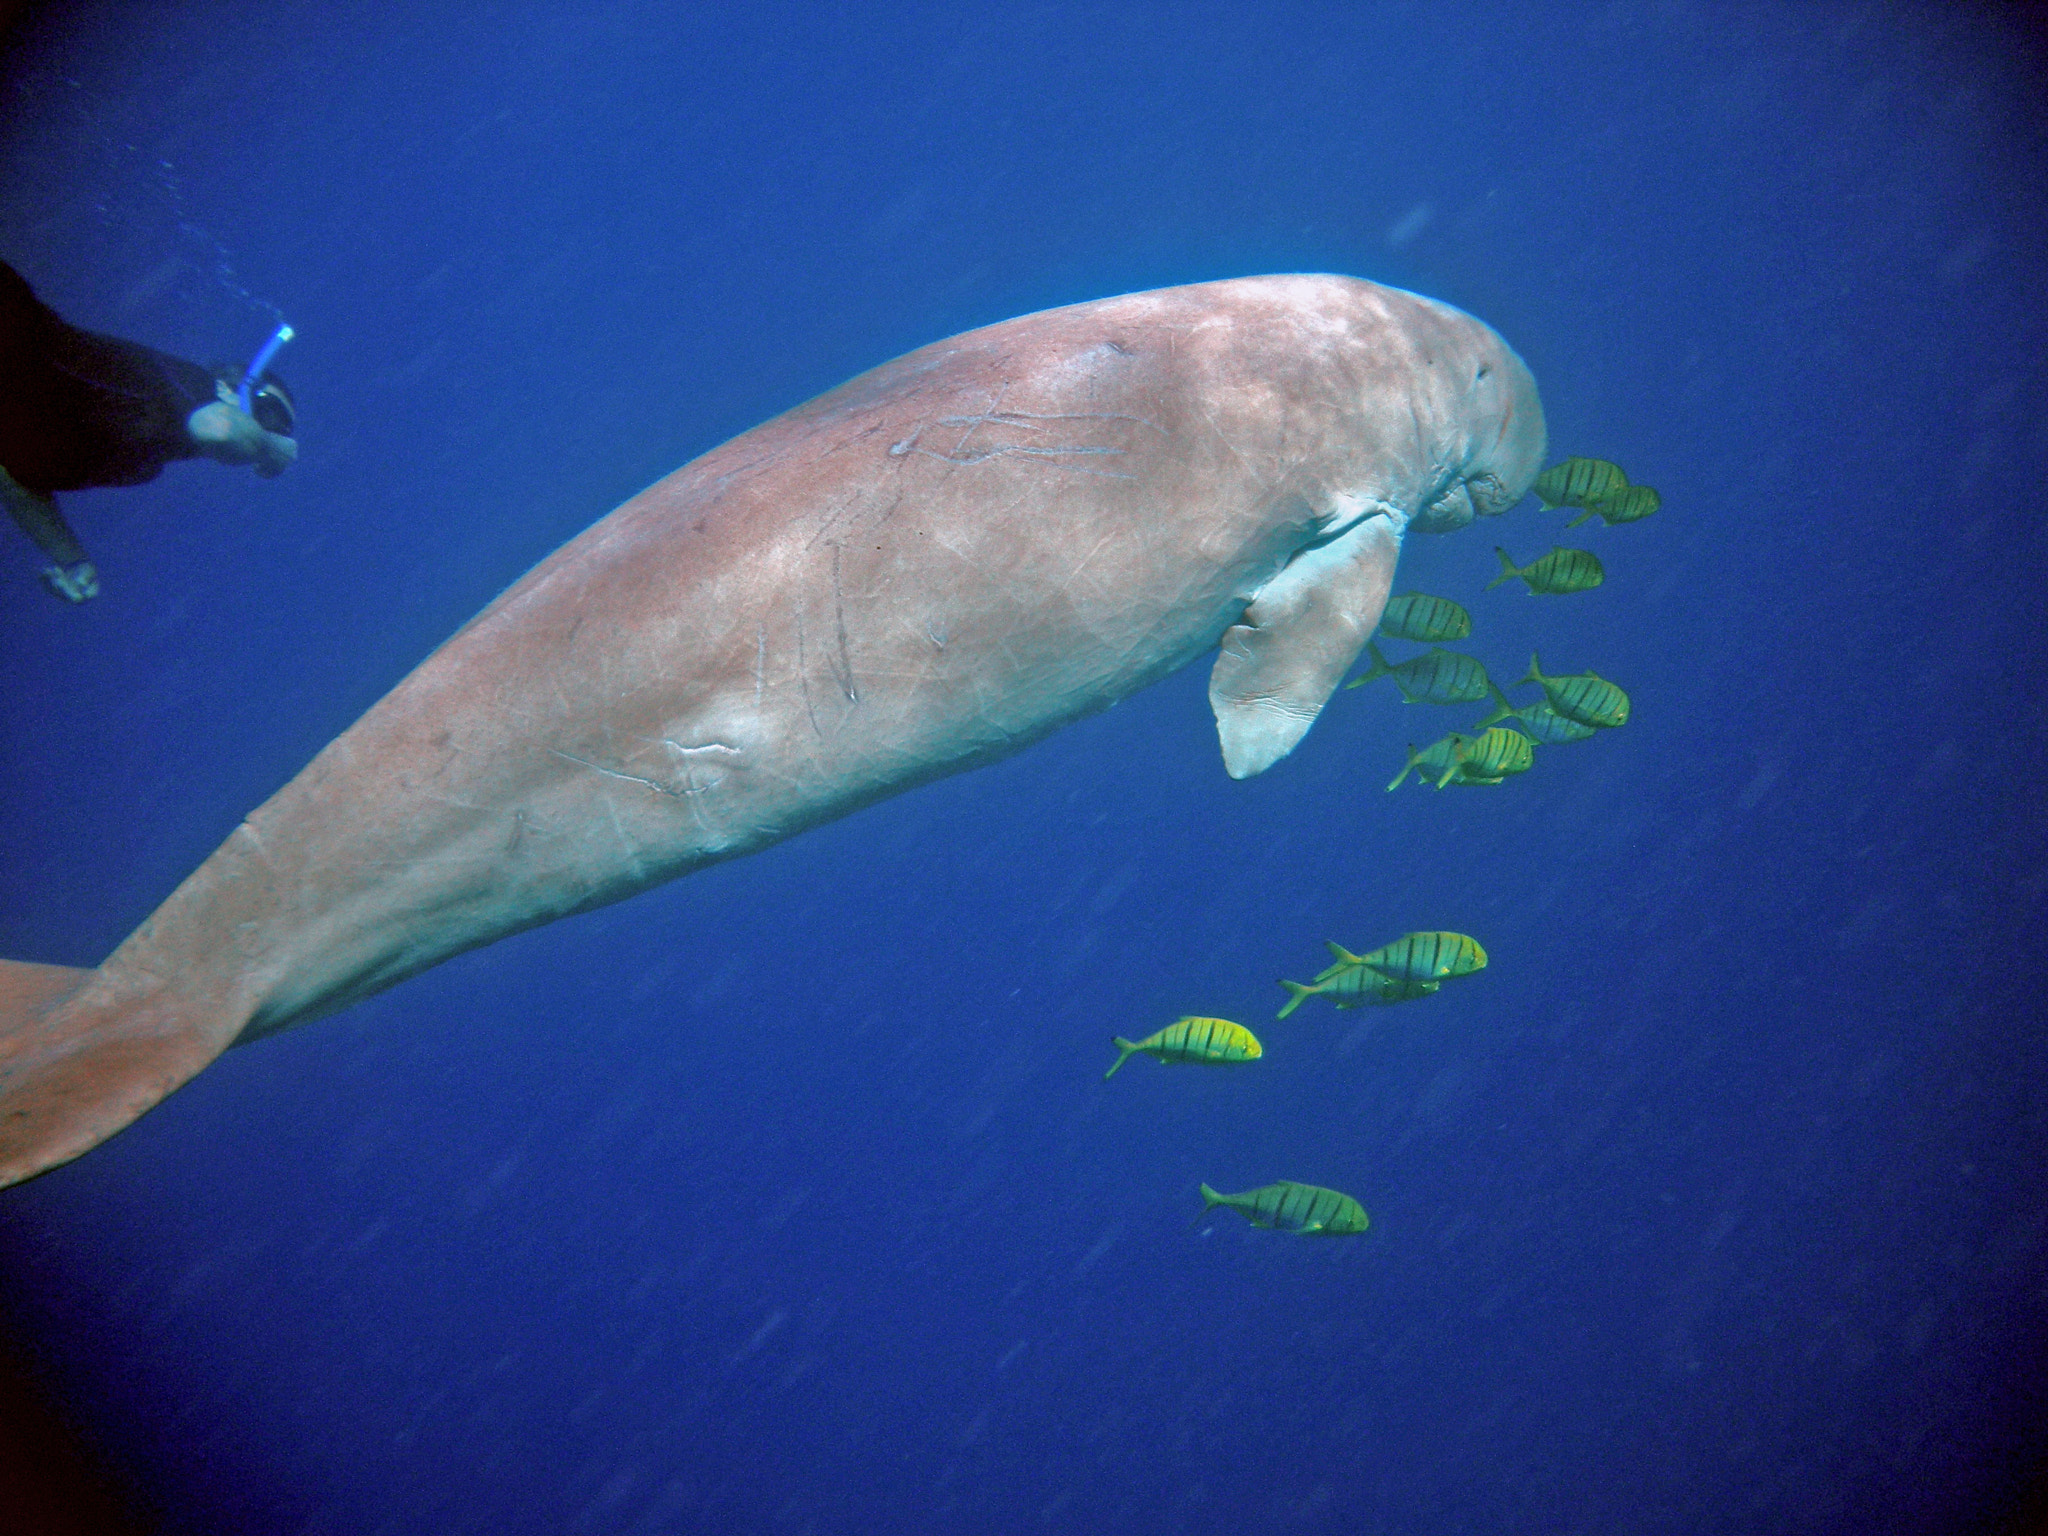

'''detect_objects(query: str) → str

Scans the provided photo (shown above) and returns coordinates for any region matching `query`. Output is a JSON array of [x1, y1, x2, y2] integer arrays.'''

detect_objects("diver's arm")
[[1, 464, 87, 565], [186, 401, 297, 478], [1, 464, 98, 602]]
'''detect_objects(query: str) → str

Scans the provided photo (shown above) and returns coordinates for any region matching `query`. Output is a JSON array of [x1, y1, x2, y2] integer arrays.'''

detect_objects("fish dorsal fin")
[[1209, 512, 1403, 779]]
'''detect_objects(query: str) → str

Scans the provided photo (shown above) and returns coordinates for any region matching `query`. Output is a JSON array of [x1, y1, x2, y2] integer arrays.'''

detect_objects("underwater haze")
[[2, 3, 2046, 1532]]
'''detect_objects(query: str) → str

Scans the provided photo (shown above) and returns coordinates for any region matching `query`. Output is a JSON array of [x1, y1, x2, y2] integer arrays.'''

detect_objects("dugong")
[[0, 275, 1543, 1186]]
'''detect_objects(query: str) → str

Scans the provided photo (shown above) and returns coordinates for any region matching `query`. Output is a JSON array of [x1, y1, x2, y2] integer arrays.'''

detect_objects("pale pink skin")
[[0, 274, 1543, 1184]]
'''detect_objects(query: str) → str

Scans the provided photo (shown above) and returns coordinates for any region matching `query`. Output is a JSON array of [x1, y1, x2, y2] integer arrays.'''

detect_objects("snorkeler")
[[0, 259, 297, 602]]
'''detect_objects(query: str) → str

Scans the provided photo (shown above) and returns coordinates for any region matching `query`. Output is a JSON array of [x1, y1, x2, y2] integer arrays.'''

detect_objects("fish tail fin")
[[1104, 1038, 1142, 1079], [0, 959, 233, 1188], [1344, 640, 1392, 691], [1562, 506, 1594, 529], [1434, 750, 1467, 790], [1191, 1182, 1227, 1226], [1520, 652, 1543, 688], [1386, 743, 1422, 791], [1275, 981, 1312, 1020], [1324, 942, 1364, 966], [1484, 548, 1519, 590], [1473, 682, 1516, 732]]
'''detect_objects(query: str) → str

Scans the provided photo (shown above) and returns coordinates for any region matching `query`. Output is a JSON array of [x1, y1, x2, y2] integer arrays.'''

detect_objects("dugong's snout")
[[1465, 347, 1548, 512], [1409, 339, 1547, 535]]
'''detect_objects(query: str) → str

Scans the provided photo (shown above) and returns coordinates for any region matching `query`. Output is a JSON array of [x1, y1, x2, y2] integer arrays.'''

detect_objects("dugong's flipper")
[[1209, 511, 1404, 779]]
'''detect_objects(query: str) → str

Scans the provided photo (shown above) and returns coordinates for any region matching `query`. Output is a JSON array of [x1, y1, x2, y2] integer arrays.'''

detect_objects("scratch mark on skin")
[[807, 487, 903, 550], [543, 757, 654, 877], [945, 381, 1010, 460], [863, 489, 907, 536], [810, 418, 893, 467], [1058, 532, 1119, 595], [550, 749, 676, 797], [905, 390, 1165, 479], [597, 795, 645, 882], [941, 408, 1167, 437], [909, 442, 1136, 478], [806, 491, 856, 552], [754, 624, 767, 708], [829, 544, 858, 704], [795, 611, 824, 739], [655, 738, 740, 798], [549, 742, 736, 848], [705, 450, 779, 497]]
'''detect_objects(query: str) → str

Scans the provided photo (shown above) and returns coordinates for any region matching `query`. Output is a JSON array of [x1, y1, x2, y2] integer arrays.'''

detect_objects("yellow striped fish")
[[1377, 591, 1472, 643], [1565, 484, 1661, 528], [1387, 733, 1466, 790], [1487, 545, 1605, 595], [1533, 457, 1628, 510], [1104, 1016, 1262, 1079], [1345, 642, 1492, 704], [1197, 1180, 1370, 1235], [1473, 683, 1598, 744], [1446, 727, 1534, 784], [1508, 704, 1597, 744], [1354, 930, 1487, 983], [1387, 729, 1532, 789], [1278, 946, 1441, 1018], [1522, 653, 1630, 729]]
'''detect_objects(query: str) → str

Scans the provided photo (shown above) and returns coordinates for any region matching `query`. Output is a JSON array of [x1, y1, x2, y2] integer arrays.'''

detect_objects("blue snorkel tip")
[[238, 322, 294, 414]]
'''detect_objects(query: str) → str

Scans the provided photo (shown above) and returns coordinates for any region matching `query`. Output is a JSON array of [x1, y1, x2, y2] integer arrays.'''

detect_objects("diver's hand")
[[251, 431, 297, 477], [39, 560, 99, 603], [187, 402, 296, 476]]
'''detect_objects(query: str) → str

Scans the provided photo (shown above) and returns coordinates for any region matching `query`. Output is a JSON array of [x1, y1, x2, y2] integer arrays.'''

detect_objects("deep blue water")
[[2, 3, 2045, 1532]]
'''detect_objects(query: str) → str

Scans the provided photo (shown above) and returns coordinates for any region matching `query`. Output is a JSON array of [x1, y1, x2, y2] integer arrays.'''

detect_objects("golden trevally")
[[1388, 729, 1533, 789], [1473, 683, 1599, 743], [1196, 1180, 1370, 1235], [1346, 642, 1492, 704], [1565, 483, 1661, 528], [1377, 591, 1473, 643], [1387, 733, 1469, 791], [1532, 456, 1628, 510], [1277, 948, 1440, 1018], [1447, 727, 1535, 783], [1354, 930, 1487, 983], [1104, 1016, 1262, 1079], [1522, 653, 1630, 729], [1487, 545, 1605, 595]]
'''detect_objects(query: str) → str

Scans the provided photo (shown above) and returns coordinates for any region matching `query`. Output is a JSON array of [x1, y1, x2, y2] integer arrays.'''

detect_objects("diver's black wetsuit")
[[0, 259, 218, 496]]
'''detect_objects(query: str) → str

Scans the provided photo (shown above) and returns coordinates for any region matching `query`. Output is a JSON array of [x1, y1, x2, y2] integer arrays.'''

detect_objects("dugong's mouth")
[[1408, 468, 1520, 535], [1410, 476, 1478, 534], [1464, 470, 1516, 514]]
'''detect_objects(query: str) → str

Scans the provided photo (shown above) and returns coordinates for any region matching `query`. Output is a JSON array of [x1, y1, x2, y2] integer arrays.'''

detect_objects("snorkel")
[[237, 322, 294, 414]]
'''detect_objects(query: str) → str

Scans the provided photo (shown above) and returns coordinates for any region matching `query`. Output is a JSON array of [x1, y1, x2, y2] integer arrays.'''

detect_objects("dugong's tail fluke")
[[0, 959, 229, 1188]]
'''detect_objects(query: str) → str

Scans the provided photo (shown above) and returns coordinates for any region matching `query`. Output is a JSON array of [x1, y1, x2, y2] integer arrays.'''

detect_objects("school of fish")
[[1101, 456, 1658, 1239]]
